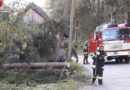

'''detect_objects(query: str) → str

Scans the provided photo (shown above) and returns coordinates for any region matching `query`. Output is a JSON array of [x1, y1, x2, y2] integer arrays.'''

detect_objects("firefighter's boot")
[[92, 78, 96, 84], [83, 59, 85, 64], [98, 79, 103, 85], [83, 62, 85, 64]]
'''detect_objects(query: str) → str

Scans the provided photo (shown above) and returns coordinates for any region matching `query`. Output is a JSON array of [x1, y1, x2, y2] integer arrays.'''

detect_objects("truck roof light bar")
[[118, 23, 129, 27]]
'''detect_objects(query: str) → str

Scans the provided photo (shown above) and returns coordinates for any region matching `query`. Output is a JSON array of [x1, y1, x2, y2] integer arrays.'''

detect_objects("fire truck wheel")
[[125, 57, 129, 64], [119, 58, 123, 63], [115, 57, 123, 63], [115, 58, 120, 63]]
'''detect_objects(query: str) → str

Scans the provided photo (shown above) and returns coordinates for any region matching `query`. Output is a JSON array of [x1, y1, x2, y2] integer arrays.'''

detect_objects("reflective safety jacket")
[[83, 45, 89, 55], [91, 50, 107, 69]]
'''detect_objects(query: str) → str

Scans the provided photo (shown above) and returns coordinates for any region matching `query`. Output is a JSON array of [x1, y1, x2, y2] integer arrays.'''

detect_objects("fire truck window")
[[123, 29, 129, 39], [118, 29, 130, 40], [102, 28, 130, 41]]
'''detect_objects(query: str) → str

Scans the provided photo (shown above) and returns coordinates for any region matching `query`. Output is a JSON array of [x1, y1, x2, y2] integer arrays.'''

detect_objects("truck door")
[[89, 31, 98, 52]]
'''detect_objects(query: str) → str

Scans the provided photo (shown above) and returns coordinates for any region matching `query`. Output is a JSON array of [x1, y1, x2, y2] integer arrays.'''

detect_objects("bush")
[[71, 62, 82, 75], [0, 69, 8, 78]]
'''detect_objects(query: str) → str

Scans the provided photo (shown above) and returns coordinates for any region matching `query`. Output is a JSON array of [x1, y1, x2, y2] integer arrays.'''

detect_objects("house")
[[23, 3, 49, 24]]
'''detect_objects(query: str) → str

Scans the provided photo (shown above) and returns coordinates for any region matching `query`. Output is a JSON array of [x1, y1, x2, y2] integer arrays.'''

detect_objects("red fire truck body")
[[89, 24, 130, 63]]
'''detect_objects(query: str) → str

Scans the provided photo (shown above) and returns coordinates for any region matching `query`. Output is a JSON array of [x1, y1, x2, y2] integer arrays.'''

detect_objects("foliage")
[[46, 0, 130, 48], [0, 79, 80, 90], [0, 69, 8, 78], [71, 61, 81, 75], [0, 22, 34, 63], [33, 19, 68, 57], [45, 0, 71, 21]]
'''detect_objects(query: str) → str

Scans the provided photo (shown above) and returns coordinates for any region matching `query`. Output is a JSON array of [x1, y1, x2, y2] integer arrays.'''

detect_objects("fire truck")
[[89, 24, 130, 63]]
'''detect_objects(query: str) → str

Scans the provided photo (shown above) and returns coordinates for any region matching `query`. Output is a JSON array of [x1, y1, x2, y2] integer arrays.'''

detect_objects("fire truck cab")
[[89, 24, 130, 63]]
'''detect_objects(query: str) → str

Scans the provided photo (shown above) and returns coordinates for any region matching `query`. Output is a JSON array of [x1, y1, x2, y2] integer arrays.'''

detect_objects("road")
[[78, 55, 130, 90]]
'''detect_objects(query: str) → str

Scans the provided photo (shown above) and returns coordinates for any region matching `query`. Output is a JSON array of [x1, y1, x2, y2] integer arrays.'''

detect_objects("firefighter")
[[83, 41, 89, 64], [91, 45, 107, 85]]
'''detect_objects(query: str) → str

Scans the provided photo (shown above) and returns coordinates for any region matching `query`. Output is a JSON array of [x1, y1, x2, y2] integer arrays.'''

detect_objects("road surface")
[[78, 55, 130, 90]]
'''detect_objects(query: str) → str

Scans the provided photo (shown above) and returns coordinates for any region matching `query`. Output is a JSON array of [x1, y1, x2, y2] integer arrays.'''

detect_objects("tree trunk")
[[63, 0, 69, 19], [55, 0, 70, 61], [127, 0, 130, 25], [67, 0, 76, 62], [3, 62, 70, 69], [73, 20, 77, 44]]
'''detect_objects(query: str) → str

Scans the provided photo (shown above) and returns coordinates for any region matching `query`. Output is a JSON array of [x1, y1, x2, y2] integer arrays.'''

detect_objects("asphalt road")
[[78, 55, 130, 90]]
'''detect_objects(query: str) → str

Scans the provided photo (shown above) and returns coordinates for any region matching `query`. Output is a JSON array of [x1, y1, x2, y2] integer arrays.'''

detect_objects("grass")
[[0, 79, 80, 90]]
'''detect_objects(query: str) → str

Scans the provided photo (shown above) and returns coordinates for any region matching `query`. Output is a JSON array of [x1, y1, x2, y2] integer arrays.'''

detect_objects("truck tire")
[[115, 58, 120, 63], [119, 58, 123, 63], [125, 57, 129, 64], [115, 57, 123, 63]]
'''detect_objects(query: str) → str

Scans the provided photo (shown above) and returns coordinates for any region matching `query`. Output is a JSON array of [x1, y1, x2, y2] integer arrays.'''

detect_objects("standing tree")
[[67, 0, 76, 62], [126, 0, 130, 25]]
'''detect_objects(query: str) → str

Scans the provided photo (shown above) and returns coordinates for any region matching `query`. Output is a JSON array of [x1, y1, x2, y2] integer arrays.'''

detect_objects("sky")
[[4, 0, 47, 8]]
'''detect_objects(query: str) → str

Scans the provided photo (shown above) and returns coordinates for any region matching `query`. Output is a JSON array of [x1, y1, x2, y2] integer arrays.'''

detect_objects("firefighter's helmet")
[[97, 45, 104, 50], [99, 45, 104, 48]]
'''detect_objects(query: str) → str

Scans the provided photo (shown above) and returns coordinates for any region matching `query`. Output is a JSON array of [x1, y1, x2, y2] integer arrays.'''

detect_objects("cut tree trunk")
[[3, 62, 70, 69]]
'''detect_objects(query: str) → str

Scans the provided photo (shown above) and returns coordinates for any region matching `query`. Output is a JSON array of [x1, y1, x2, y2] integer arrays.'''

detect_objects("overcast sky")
[[4, 0, 47, 8]]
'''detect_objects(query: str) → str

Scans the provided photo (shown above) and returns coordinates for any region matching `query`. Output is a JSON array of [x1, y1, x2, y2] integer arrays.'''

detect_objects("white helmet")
[[84, 40, 88, 48]]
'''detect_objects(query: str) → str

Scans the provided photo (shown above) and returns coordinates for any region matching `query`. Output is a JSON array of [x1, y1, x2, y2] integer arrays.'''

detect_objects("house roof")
[[24, 3, 49, 20]]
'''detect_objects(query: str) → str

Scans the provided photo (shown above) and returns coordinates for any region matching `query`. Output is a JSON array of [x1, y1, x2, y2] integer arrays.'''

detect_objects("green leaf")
[[23, 42, 27, 50]]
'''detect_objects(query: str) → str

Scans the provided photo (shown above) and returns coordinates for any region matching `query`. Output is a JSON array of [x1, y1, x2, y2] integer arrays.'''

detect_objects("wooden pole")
[[67, 0, 76, 62]]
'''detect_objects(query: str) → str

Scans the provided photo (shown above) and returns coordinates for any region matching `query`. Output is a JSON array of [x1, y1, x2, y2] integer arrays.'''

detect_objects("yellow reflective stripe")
[[84, 52, 88, 54], [96, 52, 100, 55], [92, 65, 96, 68], [98, 76, 103, 80], [104, 56, 108, 61], [102, 66, 104, 69], [104, 56, 107, 60], [92, 53, 95, 56]]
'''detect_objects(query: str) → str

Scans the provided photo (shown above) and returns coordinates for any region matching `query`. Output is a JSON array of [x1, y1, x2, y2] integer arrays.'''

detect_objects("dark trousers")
[[83, 54, 88, 64], [92, 67, 103, 84]]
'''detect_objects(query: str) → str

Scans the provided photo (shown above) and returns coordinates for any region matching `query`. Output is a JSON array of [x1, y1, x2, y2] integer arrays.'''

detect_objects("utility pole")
[[67, 0, 76, 62]]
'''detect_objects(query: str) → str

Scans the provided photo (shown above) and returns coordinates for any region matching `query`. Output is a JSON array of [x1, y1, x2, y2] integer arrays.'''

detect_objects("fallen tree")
[[3, 62, 70, 69]]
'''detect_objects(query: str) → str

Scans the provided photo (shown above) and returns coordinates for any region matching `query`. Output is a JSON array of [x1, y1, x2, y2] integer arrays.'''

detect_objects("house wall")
[[23, 8, 46, 24]]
